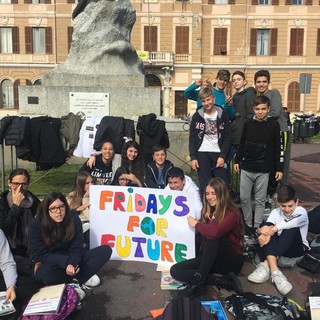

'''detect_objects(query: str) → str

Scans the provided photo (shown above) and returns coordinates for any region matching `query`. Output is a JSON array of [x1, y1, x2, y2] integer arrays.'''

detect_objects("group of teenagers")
[[0, 68, 310, 318], [177, 68, 309, 297]]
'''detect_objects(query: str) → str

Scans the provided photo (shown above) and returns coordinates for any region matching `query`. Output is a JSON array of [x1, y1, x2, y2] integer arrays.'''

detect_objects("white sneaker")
[[84, 274, 100, 287], [247, 263, 270, 283], [69, 282, 86, 301], [271, 270, 293, 295]]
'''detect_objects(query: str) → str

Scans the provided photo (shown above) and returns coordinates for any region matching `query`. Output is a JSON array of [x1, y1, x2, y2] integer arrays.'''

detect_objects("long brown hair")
[[37, 192, 75, 246], [202, 178, 244, 248], [202, 178, 238, 223], [68, 171, 93, 209]]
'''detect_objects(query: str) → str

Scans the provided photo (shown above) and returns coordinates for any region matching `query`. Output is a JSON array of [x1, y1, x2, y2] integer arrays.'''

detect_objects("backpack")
[[298, 235, 320, 273], [155, 297, 212, 320], [19, 284, 79, 320], [225, 292, 303, 320], [307, 205, 320, 234]]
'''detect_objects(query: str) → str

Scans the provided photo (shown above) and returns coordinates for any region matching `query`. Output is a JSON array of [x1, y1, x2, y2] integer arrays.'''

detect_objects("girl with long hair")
[[120, 141, 145, 187], [67, 171, 94, 221], [28, 192, 112, 300], [170, 177, 244, 297]]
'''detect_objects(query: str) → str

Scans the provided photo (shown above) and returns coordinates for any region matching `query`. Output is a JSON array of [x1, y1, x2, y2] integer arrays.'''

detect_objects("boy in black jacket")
[[234, 95, 283, 232], [145, 145, 173, 189], [189, 87, 231, 194]]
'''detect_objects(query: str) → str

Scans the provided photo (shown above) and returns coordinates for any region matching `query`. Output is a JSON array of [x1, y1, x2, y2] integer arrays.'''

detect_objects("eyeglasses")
[[49, 204, 66, 213], [11, 182, 29, 188]]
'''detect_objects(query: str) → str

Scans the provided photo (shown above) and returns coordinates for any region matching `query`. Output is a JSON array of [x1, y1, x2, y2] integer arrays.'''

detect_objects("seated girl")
[[170, 178, 244, 297], [28, 192, 112, 300], [80, 140, 121, 185]]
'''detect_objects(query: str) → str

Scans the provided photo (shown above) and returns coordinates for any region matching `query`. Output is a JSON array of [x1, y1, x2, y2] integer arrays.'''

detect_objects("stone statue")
[[45, 0, 144, 81]]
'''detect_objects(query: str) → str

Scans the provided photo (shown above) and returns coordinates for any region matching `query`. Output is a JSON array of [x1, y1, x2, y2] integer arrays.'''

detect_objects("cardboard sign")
[[90, 185, 196, 264]]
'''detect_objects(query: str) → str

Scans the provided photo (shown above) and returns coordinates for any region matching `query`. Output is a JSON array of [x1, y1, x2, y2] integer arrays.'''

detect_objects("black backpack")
[[308, 205, 320, 234], [298, 235, 320, 273], [155, 297, 212, 320], [225, 292, 304, 320]]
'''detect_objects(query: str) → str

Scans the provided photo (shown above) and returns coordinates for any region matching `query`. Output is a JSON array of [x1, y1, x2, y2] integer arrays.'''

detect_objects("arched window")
[[145, 74, 162, 87], [0, 79, 14, 109], [34, 79, 42, 85], [287, 81, 300, 112]]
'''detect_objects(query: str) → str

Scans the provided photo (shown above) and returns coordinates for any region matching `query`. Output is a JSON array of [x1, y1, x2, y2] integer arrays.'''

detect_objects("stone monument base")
[[19, 78, 160, 118]]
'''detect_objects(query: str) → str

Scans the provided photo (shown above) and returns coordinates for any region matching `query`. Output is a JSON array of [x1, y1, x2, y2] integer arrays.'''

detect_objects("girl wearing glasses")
[[28, 192, 112, 300], [0, 168, 40, 261]]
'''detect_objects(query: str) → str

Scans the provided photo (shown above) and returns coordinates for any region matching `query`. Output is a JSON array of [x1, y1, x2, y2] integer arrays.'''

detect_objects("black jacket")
[[137, 114, 170, 164], [235, 117, 283, 173], [0, 190, 40, 256], [145, 160, 173, 189], [189, 106, 231, 161], [231, 87, 256, 145]]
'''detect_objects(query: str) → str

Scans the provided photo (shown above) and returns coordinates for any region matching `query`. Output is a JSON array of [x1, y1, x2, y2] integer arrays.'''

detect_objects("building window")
[[0, 27, 19, 54], [0, 79, 14, 109], [287, 81, 300, 111], [252, 0, 279, 4], [175, 26, 189, 54], [32, 0, 45, 3], [34, 79, 42, 85], [208, 0, 236, 3], [317, 29, 320, 55], [0, 28, 12, 53], [25, 27, 52, 54], [289, 28, 304, 56], [213, 28, 227, 55], [0, 0, 11, 3], [285, 0, 312, 4], [250, 28, 277, 56], [144, 26, 157, 52]]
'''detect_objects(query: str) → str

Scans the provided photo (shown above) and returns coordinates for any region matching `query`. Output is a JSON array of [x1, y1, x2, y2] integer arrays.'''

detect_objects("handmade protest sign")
[[89, 185, 196, 264]]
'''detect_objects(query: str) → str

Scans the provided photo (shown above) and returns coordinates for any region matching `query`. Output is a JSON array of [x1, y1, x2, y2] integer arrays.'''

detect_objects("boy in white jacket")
[[247, 185, 309, 295], [165, 167, 203, 220]]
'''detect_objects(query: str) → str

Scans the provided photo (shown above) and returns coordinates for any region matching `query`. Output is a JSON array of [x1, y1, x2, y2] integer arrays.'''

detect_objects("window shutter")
[[250, 29, 257, 56], [45, 27, 52, 54], [25, 27, 32, 53], [26, 79, 32, 85], [67, 0, 75, 3], [11, 0, 18, 4], [290, 29, 297, 55], [285, 0, 292, 4], [228, 0, 235, 4], [13, 80, 20, 109], [68, 26, 73, 52], [317, 29, 320, 55], [270, 28, 277, 55], [24, 0, 32, 3], [144, 26, 157, 52], [12, 27, 20, 54], [252, 0, 258, 4], [208, 0, 215, 3], [272, 0, 279, 5], [176, 26, 189, 54], [45, 0, 51, 3], [305, 0, 312, 4], [213, 29, 220, 55], [297, 29, 304, 56]]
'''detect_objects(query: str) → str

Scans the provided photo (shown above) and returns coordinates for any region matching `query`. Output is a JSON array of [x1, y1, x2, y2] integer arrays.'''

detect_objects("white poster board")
[[90, 185, 196, 264]]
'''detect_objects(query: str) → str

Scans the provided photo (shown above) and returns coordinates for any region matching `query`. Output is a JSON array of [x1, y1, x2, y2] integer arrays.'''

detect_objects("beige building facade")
[[1, 0, 320, 118]]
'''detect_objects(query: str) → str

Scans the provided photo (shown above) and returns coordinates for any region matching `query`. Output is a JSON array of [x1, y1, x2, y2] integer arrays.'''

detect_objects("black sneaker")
[[179, 272, 207, 298], [207, 273, 243, 294]]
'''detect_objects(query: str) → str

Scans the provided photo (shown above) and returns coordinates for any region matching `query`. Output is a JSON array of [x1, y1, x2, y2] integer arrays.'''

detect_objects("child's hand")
[[191, 160, 199, 171]]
